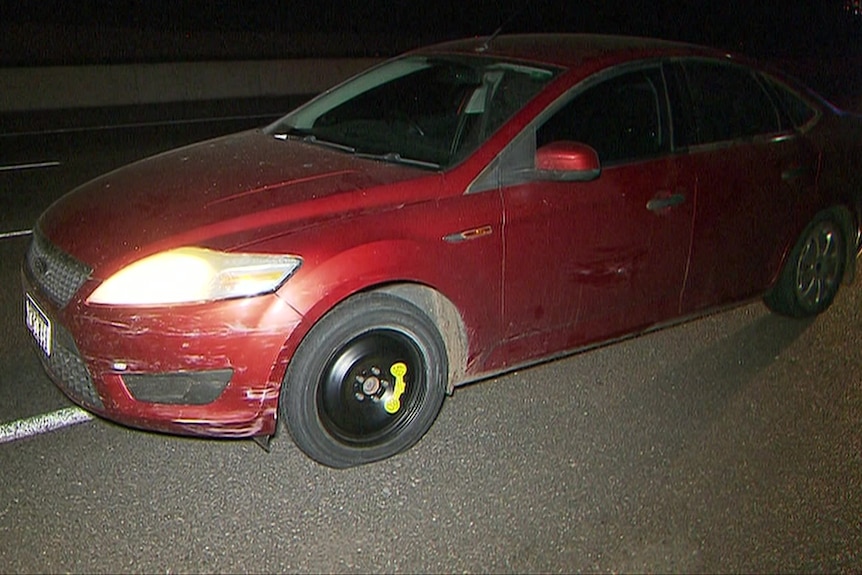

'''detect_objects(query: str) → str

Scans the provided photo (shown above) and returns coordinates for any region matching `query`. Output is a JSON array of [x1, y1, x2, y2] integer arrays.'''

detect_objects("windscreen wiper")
[[273, 128, 356, 154], [355, 151, 440, 170]]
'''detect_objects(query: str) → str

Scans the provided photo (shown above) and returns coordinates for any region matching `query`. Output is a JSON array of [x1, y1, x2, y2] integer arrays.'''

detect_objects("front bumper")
[[22, 267, 303, 438]]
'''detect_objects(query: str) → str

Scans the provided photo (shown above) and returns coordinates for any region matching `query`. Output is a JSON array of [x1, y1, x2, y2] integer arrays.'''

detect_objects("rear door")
[[672, 60, 821, 313]]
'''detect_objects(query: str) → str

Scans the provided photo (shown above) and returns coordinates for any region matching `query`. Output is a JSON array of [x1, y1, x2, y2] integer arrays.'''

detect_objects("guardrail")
[[1, 56, 859, 115], [0, 58, 381, 113]]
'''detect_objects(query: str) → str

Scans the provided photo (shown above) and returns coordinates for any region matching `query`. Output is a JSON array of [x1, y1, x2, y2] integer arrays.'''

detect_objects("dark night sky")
[[1, 0, 860, 65]]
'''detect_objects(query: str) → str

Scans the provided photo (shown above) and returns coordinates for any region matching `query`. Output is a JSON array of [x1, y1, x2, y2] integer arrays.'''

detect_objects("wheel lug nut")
[[363, 376, 381, 395]]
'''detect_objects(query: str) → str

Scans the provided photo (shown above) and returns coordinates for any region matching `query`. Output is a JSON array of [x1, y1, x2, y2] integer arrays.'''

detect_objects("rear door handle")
[[647, 193, 685, 212], [781, 165, 812, 182]]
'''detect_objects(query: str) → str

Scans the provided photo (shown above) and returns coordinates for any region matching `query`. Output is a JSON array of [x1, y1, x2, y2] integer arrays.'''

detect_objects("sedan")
[[23, 34, 862, 467]]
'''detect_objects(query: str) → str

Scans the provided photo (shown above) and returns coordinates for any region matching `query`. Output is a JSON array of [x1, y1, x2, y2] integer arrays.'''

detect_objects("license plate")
[[25, 294, 52, 357]]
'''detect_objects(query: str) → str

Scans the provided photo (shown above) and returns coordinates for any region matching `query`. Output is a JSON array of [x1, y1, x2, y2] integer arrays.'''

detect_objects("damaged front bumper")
[[22, 267, 303, 438]]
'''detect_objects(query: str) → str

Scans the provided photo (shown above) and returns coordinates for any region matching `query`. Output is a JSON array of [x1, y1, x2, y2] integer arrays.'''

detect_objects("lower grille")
[[124, 370, 233, 405], [41, 323, 103, 410]]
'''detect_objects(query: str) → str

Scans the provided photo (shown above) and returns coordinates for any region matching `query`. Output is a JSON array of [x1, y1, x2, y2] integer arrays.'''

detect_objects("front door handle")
[[647, 193, 686, 212]]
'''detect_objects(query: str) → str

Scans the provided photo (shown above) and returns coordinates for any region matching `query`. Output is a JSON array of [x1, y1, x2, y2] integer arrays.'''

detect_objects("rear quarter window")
[[760, 74, 819, 130]]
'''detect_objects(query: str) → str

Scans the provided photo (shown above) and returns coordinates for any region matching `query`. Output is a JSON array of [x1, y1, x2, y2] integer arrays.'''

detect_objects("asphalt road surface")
[[1, 103, 860, 573]]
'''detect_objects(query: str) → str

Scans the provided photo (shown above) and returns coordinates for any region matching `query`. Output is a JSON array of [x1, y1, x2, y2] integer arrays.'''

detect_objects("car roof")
[[413, 33, 731, 70]]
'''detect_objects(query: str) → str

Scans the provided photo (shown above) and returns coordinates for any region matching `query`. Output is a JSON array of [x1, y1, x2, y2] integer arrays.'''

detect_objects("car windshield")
[[267, 55, 559, 170]]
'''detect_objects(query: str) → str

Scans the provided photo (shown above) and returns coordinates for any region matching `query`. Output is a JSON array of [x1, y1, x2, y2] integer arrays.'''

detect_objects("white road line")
[[0, 161, 62, 172], [0, 407, 94, 444], [0, 229, 32, 240]]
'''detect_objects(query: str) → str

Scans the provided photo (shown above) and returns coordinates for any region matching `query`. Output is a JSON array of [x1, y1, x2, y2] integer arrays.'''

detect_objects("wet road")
[[1, 104, 860, 573]]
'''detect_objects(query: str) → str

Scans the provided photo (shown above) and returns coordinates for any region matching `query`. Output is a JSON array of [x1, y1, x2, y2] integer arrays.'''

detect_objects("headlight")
[[87, 247, 302, 305]]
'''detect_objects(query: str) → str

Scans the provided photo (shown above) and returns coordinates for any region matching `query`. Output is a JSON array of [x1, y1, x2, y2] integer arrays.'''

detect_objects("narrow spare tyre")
[[280, 292, 448, 468]]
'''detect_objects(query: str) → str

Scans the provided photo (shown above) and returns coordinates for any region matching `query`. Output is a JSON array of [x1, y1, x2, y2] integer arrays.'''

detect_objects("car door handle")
[[781, 165, 812, 182], [646, 193, 685, 212]]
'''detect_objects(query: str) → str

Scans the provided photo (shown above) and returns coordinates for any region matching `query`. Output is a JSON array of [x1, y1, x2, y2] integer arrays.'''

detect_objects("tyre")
[[765, 210, 846, 318], [280, 292, 448, 468]]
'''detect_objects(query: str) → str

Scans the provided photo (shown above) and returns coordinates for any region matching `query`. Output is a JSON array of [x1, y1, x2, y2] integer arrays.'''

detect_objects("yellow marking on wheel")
[[384, 362, 407, 414]]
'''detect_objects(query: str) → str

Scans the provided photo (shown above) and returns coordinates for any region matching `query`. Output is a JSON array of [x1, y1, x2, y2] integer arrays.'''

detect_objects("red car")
[[23, 34, 862, 467]]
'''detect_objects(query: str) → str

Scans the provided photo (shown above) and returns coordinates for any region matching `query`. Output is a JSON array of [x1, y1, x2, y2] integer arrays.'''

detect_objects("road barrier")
[[0, 58, 380, 113], [1, 56, 858, 115]]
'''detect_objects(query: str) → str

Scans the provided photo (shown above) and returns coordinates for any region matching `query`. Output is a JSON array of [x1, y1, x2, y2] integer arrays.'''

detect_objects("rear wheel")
[[765, 211, 846, 318], [280, 292, 447, 468]]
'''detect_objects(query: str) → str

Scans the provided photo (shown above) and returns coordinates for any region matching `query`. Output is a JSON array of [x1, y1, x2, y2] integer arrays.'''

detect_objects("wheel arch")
[[274, 237, 482, 397], [831, 204, 858, 285], [764, 204, 856, 318], [374, 282, 469, 393], [284, 280, 469, 394]]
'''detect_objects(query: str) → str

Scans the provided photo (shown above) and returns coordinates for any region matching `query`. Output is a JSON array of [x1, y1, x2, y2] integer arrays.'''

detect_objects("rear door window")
[[681, 61, 782, 144]]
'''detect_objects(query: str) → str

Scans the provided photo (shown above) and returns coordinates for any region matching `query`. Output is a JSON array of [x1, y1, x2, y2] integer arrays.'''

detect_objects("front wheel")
[[765, 211, 847, 318], [280, 292, 447, 468]]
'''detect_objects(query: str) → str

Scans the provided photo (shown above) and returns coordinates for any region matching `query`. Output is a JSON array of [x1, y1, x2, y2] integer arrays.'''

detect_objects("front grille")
[[41, 322, 103, 409], [26, 228, 92, 308]]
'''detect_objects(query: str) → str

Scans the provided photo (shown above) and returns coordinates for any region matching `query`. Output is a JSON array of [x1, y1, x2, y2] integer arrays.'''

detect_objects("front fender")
[[281, 238, 433, 322], [272, 225, 502, 382]]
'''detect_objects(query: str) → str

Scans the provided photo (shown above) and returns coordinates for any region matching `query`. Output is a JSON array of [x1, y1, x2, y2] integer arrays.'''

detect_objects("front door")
[[486, 66, 696, 367]]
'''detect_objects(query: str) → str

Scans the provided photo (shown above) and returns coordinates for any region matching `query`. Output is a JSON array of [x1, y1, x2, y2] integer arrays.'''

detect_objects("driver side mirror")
[[535, 141, 601, 182]]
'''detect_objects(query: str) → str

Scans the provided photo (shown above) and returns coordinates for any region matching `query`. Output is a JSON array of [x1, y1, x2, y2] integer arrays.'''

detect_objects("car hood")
[[39, 130, 436, 274]]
